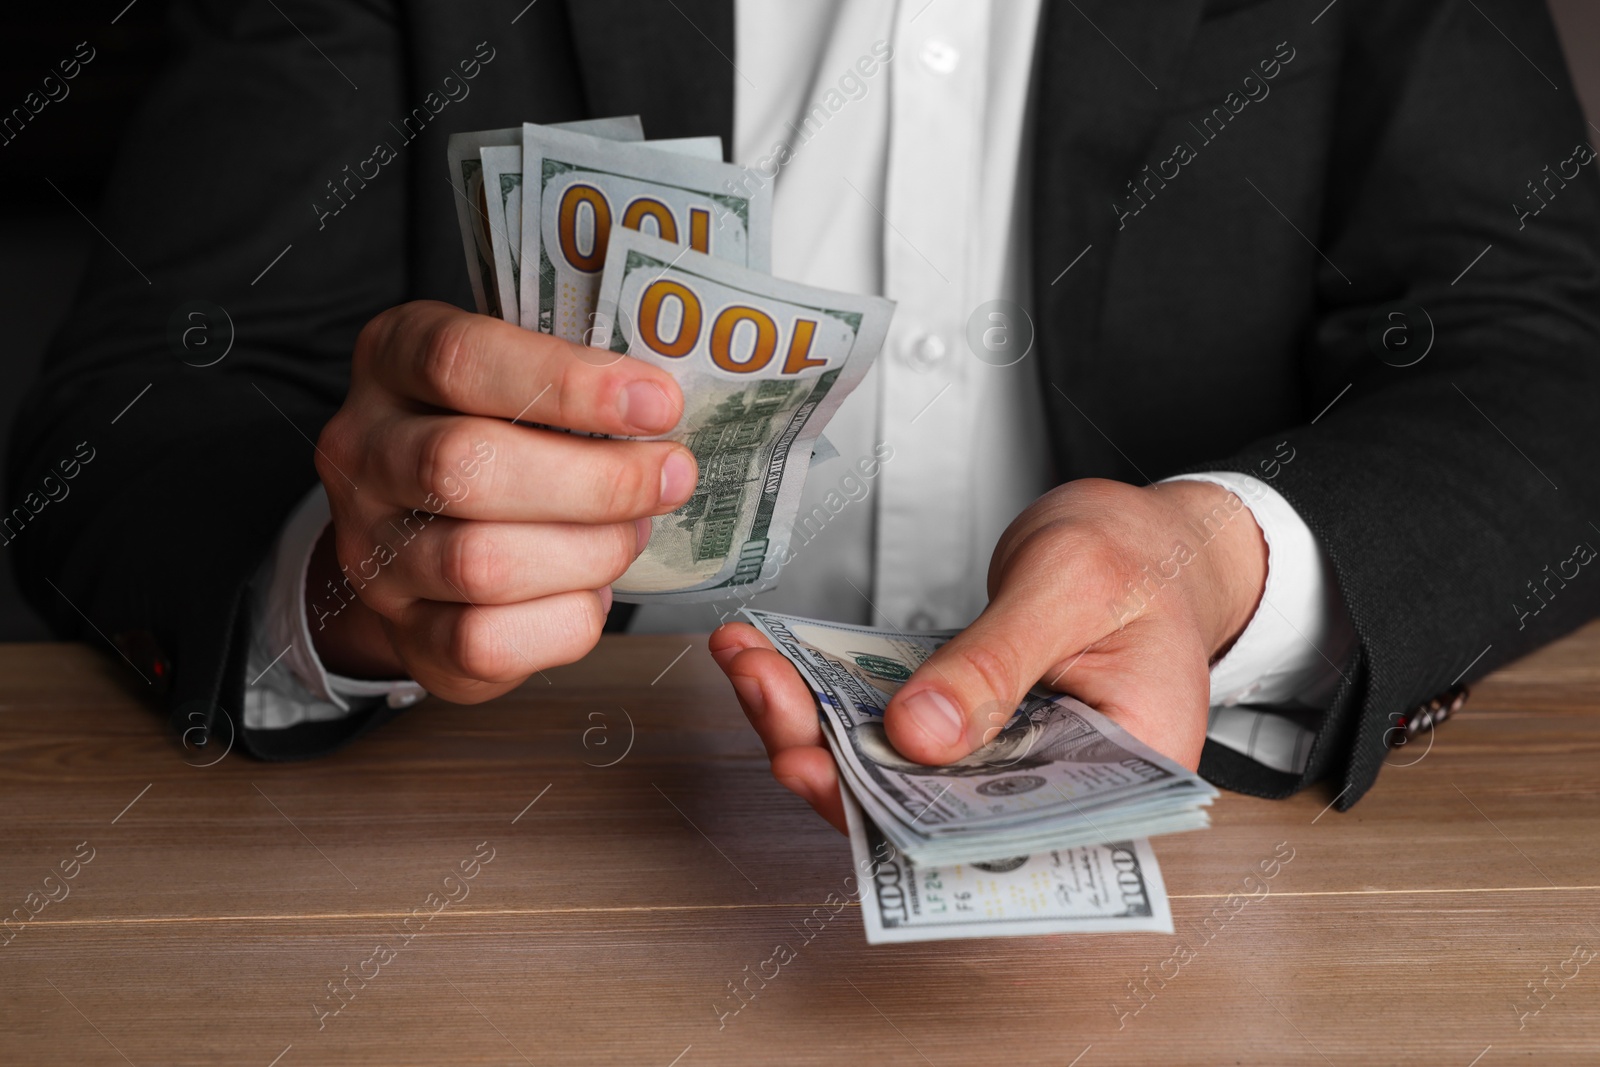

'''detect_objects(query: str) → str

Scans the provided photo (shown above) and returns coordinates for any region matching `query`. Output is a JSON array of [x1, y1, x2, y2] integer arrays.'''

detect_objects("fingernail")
[[621, 379, 674, 433], [598, 585, 613, 614], [633, 516, 652, 554], [710, 643, 740, 671], [659, 450, 696, 507], [777, 775, 815, 806], [902, 689, 964, 747], [731, 675, 765, 716]]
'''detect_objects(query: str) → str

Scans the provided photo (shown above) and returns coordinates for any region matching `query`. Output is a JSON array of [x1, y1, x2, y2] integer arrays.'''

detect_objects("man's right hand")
[[308, 300, 696, 702]]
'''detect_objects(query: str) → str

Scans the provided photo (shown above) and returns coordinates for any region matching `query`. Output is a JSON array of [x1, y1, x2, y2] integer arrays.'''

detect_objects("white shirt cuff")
[[1161, 471, 1357, 775], [242, 485, 427, 731], [1162, 471, 1355, 708]]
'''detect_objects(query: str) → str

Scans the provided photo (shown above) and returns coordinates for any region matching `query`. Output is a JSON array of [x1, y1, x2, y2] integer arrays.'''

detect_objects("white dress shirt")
[[242, 0, 1356, 776]]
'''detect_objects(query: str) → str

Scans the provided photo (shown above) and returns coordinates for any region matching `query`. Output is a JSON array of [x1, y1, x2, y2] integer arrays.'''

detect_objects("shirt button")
[[904, 332, 947, 370], [907, 609, 939, 631], [919, 39, 960, 74]]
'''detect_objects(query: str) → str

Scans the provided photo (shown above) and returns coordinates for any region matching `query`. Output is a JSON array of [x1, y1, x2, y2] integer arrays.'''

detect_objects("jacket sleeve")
[[1185, 0, 1600, 807], [6, 0, 415, 758]]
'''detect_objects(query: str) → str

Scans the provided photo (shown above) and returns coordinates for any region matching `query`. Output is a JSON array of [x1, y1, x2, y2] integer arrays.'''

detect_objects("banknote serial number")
[[918, 871, 975, 917]]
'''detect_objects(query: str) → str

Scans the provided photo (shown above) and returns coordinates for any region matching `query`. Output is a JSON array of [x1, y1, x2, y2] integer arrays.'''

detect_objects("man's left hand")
[[709, 477, 1268, 833]]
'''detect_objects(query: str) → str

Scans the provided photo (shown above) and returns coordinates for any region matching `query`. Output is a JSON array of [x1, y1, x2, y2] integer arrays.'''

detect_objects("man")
[[11, 1, 1599, 833]]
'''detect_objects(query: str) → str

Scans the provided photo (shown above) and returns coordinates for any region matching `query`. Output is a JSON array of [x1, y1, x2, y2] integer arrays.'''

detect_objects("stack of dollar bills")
[[744, 609, 1218, 942], [448, 116, 891, 604]]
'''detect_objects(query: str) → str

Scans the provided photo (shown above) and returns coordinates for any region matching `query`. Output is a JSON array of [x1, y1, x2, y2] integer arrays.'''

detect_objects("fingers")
[[386, 590, 608, 702], [344, 515, 648, 611], [883, 584, 1091, 765], [711, 623, 844, 835], [361, 414, 698, 522], [726, 645, 825, 755], [357, 300, 684, 435], [884, 573, 1214, 769], [883, 527, 1133, 765], [708, 621, 762, 657], [1031, 619, 1213, 771], [314, 299, 692, 695], [770, 747, 847, 835], [708, 621, 767, 674]]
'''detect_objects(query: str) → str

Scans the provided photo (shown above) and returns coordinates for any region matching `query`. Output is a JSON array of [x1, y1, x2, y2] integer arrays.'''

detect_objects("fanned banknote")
[[446, 116, 644, 319], [520, 122, 772, 336], [592, 230, 891, 603], [844, 791, 1174, 943], [479, 144, 526, 323], [480, 136, 724, 326], [740, 609, 1217, 868], [452, 122, 880, 602]]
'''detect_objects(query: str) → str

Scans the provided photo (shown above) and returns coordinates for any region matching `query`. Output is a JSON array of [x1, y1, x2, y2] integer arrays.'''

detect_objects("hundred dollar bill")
[[446, 116, 644, 319], [520, 122, 772, 336], [480, 136, 724, 327], [591, 229, 891, 603], [740, 608, 1216, 866], [479, 145, 525, 323], [844, 791, 1174, 942]]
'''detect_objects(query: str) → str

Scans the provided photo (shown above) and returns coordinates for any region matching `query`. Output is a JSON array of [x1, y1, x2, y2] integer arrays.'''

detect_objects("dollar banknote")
[[520, 122, 772, 337], [740, 609, 1217, 867], [844, 791, 1174, 942], [480, 136, 725, 326], [446, 116, 644, 319], [452, 121, 879, 603], [479, 145, 525, 323], [591, 230, 891, 603]]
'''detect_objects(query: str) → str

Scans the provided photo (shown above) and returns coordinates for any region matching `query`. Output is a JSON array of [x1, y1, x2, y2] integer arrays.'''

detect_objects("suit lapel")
[[1032, 0, 1205, 373], [564, 0, 736, 148]]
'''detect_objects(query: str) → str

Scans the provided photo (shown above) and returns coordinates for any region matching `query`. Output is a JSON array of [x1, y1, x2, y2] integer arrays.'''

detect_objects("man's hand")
[[709, 478, 1267, 832], [308, 300, 697, 702]]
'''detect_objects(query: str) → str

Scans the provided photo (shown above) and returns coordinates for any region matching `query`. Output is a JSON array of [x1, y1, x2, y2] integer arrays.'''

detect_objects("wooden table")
[[2, 624, 1599, 1066]]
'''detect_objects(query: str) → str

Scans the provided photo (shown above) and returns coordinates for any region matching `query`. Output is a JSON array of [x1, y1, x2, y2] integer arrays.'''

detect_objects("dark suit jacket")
[[11, 0, 1600, 808]]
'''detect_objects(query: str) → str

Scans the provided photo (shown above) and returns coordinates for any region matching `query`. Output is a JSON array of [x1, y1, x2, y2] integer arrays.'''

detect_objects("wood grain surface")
[[2, 624, 1599, 1066]]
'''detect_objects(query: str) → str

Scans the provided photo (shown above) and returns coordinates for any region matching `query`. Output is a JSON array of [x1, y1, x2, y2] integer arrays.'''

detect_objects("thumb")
[[883, 587, 1085, 765]]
